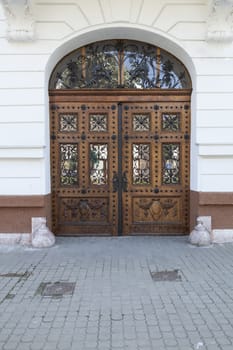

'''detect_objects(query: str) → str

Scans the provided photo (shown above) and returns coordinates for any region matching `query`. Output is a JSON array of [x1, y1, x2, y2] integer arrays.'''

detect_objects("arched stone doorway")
[[49, 39, 192, 236]]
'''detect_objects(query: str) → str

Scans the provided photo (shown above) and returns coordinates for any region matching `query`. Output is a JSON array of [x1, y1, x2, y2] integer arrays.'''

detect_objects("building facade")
[[0, 0, 233, 243]]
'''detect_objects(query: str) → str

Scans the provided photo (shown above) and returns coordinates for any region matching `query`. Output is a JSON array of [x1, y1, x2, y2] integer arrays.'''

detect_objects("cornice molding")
[[207, 0, 233, 42], [1, 0, 233, 44], [1, 0, 36, 41]]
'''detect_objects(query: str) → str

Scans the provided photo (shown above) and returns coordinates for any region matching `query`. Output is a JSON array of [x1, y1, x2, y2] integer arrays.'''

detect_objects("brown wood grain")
[[50, 90, 191, 235]]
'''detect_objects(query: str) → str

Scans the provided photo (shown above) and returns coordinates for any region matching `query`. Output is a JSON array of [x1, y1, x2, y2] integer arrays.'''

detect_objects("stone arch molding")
[[45, 26, 196, 90]]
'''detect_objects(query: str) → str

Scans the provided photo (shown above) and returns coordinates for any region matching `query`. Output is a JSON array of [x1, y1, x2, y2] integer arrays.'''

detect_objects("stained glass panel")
[[89, 114, 108, 132], [162, 113, 180, 131], [59, 114, 78, 132], [90, 144, 108, 185], [133, 114, 150, 131], [60, 144, 78, 185], [162, 144, 180, 184], [133, 144, 150, 185]]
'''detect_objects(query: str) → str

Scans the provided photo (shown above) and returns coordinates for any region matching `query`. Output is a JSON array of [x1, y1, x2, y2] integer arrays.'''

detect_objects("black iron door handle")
[[122, 171, 128, 192], [113, 171, 128, 192], [112, 171, 119, 192]]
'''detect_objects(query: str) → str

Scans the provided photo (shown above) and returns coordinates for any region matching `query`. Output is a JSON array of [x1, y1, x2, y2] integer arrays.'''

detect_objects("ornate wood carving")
[[121, 99, 190, 234], [50, 90, 190, 235], [136, 198, 179, 222], [1, 0, 36, 41], [61, 198, 108, 223], [207, 0, 233, 42]]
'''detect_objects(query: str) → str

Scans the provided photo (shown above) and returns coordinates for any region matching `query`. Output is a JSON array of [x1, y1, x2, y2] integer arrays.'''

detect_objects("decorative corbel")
[[1, 0, 36, 41], [206, 0, 233, 42]]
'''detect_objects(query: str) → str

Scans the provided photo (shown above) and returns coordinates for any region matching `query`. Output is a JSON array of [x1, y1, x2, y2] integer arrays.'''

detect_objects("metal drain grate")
[[150, 269, 182, 282], [37, 282, 76, 297]]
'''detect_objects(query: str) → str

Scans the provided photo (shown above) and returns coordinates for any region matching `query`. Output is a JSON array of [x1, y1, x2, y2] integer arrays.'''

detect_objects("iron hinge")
[[50, 104, 58, 111]]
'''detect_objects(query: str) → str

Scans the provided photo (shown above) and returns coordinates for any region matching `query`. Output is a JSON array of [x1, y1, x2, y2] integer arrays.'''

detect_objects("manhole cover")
[[150, 269, 182, 282], [38, 282, 76, 297]]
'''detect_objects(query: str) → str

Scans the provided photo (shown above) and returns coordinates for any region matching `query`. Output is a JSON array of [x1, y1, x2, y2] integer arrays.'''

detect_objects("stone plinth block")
[[212, 229, 233, 243], [0, 233, 31, 246], [31, 217, 55, 248]]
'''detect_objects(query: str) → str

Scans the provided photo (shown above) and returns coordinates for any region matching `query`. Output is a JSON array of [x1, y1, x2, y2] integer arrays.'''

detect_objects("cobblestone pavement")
[[0, 236, 233, 350]]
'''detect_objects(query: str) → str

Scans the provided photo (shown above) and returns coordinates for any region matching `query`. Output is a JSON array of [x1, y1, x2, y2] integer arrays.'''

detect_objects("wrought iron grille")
[[90, 144, 108, 185], [60, 143, 78, 186], [162, 143, 180, 184], [50, 40, 191, 89], [133, 143, 150, 185]]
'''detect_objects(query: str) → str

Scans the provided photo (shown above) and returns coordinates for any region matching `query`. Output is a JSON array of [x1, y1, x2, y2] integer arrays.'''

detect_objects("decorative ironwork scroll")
[[50, 40, 191, 90], [133, 144, 150, 185], [162, 113, 180, 131], [133, 114, 150, 131], [60, 144, 78, 185], [162, 143, 180, 184], [90, 144, 108, 185], [89, 114, 108, 132], [59, 114, 78, 132]]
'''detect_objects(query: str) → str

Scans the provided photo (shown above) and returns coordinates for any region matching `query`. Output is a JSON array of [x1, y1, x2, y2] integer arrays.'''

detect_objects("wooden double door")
[[50, 91, 190, 235]]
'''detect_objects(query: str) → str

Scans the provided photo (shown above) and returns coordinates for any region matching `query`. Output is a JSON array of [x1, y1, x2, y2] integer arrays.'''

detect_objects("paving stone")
[[16, 344, 31, 350], [84, 340, 98, 348], [97, 342, 110, 350], [3, 342, 19, 350], [150, 339, 166, 348], [0, 237, 233, 350], [164, 338, 177, 346], [216, 337, 232, 345]]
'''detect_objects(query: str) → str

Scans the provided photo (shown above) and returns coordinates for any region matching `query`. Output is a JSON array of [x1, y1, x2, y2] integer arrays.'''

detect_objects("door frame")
[[49, 89, 191, 103], [49, 89, 192, 235]]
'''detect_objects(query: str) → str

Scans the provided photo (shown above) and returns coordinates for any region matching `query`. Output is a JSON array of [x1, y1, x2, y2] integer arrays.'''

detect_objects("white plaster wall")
[[0, 0, 233, 195]]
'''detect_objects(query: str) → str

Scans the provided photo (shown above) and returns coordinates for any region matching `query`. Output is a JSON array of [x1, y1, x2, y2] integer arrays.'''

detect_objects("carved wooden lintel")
[[1, 0, 36, 41], [207, 0, 233, 42]]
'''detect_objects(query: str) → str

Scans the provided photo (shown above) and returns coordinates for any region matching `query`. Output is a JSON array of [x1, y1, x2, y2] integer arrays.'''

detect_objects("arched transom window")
[[50, 40, 191, 90]]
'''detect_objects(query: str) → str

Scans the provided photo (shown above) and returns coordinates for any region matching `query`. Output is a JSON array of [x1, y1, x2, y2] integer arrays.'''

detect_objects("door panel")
[[121, 102, 190, 234], [51, 102, 118, 235], [50, 95, 190, 235]]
